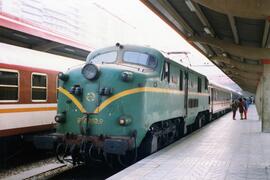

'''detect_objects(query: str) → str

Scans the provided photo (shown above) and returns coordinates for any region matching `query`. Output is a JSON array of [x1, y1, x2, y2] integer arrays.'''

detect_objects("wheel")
[[56, 143, 69, 163], [139, 131, 158, 157], [176, 119, 185, 139]]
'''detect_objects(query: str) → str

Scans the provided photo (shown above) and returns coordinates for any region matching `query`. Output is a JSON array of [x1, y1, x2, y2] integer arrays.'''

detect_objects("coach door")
[[184, 71, 189, 117]]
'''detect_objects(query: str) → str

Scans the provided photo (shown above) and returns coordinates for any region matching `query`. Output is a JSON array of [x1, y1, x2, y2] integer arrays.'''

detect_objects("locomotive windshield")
[[123, 51, 157, 68], [89, 51, 117, 64]]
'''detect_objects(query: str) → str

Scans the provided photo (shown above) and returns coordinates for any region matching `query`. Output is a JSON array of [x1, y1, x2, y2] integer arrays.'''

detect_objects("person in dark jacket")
[[238, 98, 245, 120], [231, 100, 238, 120], [243, 98, 249, 119]]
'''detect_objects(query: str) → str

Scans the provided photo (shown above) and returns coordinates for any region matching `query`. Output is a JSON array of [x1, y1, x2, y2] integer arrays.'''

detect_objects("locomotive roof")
[[86, 44, 164, 62], [165, 57, 208, 79], [86, 44, 207, 79]]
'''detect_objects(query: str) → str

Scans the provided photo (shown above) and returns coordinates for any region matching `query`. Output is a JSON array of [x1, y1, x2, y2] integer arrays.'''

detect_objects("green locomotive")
[[55, 44, 211, 165]]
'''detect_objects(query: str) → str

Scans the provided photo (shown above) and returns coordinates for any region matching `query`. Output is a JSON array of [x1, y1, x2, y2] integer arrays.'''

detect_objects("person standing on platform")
[[238, 98, 245, 120], [231, 100, 238, 120], [243, 98, 249, 119]]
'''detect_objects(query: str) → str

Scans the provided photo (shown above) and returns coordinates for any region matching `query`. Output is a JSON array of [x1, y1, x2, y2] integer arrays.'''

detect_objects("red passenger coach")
[[0, 63, 59, 137]]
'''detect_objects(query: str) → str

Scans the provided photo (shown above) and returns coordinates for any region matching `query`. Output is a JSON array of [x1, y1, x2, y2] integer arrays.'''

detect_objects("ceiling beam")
[[211, 56, 263, 73], [227, 14, 239, 44], [192, 0, 270, 19], [227, 68, 260, 82], [189, 36, 270, 59], [262, 20, 270, 47], [222, 67, 261, 81], [231, 76, 257, 85], [186, 0, 215, 55], [156, 0, 194, 35], [189, 1, 215, 37]]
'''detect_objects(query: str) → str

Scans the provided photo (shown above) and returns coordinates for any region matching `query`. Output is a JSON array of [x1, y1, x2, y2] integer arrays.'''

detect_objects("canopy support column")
[[260, 61, 270, 132]]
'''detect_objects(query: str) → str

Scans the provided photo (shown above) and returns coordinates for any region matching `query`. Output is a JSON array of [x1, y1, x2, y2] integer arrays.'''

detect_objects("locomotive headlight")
[[58, 72, 69, 81], [55, 112, 66, 123], [118, 117, 132, 126], [82, 63, 100, 80], [119, 119, 125, 125]]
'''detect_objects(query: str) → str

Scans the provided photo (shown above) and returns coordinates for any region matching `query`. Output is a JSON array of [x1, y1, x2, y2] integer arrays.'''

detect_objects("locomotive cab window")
[[89, 51, 117, 64], [0, 69, 19, 102], [123, 51, 157, 68], [32, 73, 47, 102]]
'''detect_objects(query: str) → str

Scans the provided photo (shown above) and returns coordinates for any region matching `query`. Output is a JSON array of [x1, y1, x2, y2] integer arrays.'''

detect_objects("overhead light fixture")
[[185, 0, 196, 12], [194, 42, 207, 54], [222, 52, 227, 57], [203, 27, 212, 35]]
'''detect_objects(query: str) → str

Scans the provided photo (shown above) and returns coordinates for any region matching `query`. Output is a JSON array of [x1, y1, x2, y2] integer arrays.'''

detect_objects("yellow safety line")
[[58, 87, 86, 113]]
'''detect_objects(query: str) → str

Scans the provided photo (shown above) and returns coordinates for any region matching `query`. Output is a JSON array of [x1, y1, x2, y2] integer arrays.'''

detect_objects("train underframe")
[[55, 110, 218, 167]]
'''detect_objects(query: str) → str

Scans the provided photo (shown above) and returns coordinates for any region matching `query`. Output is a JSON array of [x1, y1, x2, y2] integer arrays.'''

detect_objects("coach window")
[[32, 73, 47, 102], [0, 69, 19, 102], [198, 77, 202, 93]]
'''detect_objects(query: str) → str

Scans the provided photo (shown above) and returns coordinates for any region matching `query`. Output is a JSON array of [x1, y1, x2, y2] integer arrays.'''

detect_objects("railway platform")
[[109, 105, 270, 180]]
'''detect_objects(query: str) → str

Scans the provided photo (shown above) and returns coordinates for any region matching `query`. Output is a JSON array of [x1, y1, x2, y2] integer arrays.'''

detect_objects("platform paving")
[[108, 105, 270, 180]]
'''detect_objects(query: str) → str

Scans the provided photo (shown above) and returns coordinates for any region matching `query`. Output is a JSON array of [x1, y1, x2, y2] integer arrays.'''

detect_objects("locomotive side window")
[[89, 51, 117, 64], [179, 70, 183, 90], [0, 69, 19, 102], [198, 77, 202, 93], [188, 98, 199, 108], [205, 77, 208, 90], [123, 51, 157, 68], [32, 73, 47, 102], [162, 61, 170, 83], [170, 66, 178, 84]]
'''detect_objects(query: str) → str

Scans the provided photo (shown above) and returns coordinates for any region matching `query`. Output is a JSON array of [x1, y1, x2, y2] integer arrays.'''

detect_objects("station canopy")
[[0, 13, 93, 60], [141, 0, 270, 93]]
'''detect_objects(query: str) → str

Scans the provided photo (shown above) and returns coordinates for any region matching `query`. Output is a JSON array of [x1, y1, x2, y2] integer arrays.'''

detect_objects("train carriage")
[[209, 82, 233, 119], [0, 63, 59, 137], [0, 42, 83, 164]]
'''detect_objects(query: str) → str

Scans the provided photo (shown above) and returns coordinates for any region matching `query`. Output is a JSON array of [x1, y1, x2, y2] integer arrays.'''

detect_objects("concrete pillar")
[[256, 77, 263, 120], [260, 62, 270, 132]]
